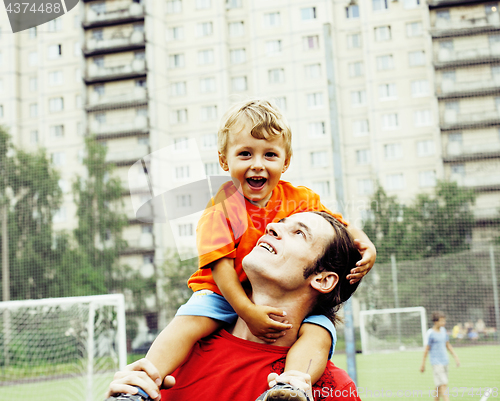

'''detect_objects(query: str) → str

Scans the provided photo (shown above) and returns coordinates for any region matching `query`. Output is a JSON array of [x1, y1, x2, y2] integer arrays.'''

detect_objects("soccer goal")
[[359, 306, 427, 354], [0, 294, 126, 401]]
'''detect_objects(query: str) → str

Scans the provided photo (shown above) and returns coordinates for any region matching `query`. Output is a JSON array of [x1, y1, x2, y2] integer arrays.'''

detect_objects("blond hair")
[[218, 99, 293, 159]]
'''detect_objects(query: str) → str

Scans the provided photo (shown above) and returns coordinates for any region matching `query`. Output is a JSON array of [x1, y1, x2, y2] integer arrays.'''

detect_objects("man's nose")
[[266, 222, 282, 238]]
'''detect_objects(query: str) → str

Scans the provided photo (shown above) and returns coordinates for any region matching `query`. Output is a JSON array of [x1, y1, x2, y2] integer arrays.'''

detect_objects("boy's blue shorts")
[[176, 290, 337, 358]]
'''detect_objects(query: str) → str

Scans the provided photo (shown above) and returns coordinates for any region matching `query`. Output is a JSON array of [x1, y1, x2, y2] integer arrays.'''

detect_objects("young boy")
[[420, 311, 461, 401], [145, 99, 376, 400]]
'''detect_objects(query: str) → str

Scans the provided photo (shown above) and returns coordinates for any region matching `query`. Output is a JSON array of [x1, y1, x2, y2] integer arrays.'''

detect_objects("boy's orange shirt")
[[188, 180, 347, 295]]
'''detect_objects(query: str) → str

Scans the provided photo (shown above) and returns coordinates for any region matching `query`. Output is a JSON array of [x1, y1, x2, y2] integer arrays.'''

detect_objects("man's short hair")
[[217, 98, 293, 159], [432, 311, 446, 322], [303, 211, 362, 325]]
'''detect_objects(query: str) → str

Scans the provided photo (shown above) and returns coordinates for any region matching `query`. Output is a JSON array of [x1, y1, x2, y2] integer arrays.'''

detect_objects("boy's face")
[[436, 317, 446, 327], [219, 118, 290, 207]]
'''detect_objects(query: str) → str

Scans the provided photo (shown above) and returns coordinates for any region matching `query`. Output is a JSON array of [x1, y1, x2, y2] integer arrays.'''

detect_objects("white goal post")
[[0, 294, 126, 401], [359, 306, 427, 354]]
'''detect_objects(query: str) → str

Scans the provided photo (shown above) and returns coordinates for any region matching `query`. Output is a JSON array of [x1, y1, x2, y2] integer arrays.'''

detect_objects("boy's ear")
[[282, 158, 291, 173], [218, 152, 229, 171], [310, 271, 339, 294]]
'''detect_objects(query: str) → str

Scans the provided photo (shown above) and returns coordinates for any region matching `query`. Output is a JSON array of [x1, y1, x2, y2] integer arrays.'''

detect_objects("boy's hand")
[[347, 240, 376, 284], [241, 304, 292, 343]]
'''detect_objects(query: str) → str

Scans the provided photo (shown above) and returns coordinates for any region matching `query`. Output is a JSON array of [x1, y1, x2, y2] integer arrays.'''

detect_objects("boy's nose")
[[251, 156, 264, 170]]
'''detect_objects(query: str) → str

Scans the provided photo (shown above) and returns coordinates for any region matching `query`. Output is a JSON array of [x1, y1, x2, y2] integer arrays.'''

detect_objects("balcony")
[[450, 173, 500, 190], [87, 87, 147, 111], [106, 144, 150, 165], [434, 43, 500, 69], [437, 76, 500, 99], [440, 108, 500, 130], [89, 115, 148, 138], [84, 32, 145, 56], [83, 2, 144, 29], [429, 0, 496, 9], [84, 59, 146, 84], [444, 141, 500, 161], [431, 11, 500, 38]]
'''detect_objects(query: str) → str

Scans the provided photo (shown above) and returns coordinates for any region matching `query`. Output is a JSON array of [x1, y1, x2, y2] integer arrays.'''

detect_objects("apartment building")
[[429, 0, 500, 240]]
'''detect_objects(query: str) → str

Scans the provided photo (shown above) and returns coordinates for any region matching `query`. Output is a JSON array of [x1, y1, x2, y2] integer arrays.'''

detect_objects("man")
[[107, 211, 363, 401]]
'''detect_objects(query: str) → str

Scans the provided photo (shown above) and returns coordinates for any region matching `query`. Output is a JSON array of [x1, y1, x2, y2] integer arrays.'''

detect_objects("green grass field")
[[1, 345, 498, 401]]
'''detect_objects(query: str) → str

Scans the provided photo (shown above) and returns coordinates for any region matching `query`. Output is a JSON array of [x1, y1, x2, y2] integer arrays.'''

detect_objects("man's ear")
[[219, 151, 229, 171], [310, 271, 339, 294]]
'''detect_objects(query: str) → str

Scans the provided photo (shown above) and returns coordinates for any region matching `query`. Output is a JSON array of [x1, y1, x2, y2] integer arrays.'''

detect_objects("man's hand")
[[347, 240, 376, 284], [241, 304, 292, 343], [267, 371, 313, 400], [105, 358, 175, 401]]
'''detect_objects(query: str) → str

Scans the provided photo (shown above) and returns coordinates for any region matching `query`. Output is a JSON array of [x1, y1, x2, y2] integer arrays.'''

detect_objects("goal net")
[[359, 307, 427, 354], [0, 294, 126, 401]]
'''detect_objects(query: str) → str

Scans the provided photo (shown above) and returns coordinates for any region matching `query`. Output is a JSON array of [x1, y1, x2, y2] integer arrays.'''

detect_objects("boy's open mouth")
[[247, 177, 267, 189]]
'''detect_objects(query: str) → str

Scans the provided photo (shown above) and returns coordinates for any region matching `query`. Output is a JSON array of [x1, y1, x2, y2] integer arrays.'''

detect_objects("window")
[[204, 162, 219, 176], [135, 50, 145, 60], [175, 165, 190, 180], [93, 56, 104, 68], [169, 53, 185, 68], [230, 48, 246, 64], [384, 143, 403, 160], [269, 68, 285, 83], [414, 109, 432, 126], [386, 174, 405, 190], [51, 152, 66, 166], [48, 44, 62, 59], [449, 132, 463, 143], [436, 10, 450, 20], [30, 130, 38, 144], [48, 71, 63, 86], [357, 179, 373, 195], [0, 105, 3, 118], [74, 42, 81, 56], [351, 90, 367, 106], [29, 52, 38, 66], [49, 97, 64, 112], [228, 21, 244, 37], [307, 92, 324, 108], [349, 62, 364, 77], [406, 21, 423, 37], [273, 97, 287, 111], [305, 64, 321, 78], [264, 12, 281, 27], [226, 0, 242, 8], [47, 18, 62, 32], [231, 76, 247, 91], [142, 224, 153, 234], [379, 83, 397, 100], [177, 194, 192, 208], [382, 113, 399, 129], [417, 140, 435, 157], [95, 112, 106, 124], [347, 33, 361, 48], [303, 35, 319, 50], [172, 109, 188, 124], [136, 107, 147, 118], [196, 22, 213, 37], [311, 181, 330, 197], [92, 29, 103, 41], [28, 27, 37, 38], [346, 5, 359, 18], [166, 0, 182, 14], [373, 0, 388, 11], [178, 223, 193, 237], [196, 0, 211, 9], [440, 40, 454, 49], [168, 26, 184, 41], [409, 50, 425, 66], [442, 70, 456, 81], [29, 77, 37, 92], [136, 78, 146, 88], [451, 163, 465, 175], [94, 84, 105, 95], [310, 151, 328, 167], [308, 122, 326, 137], [202, 133, 217, 149], [50, 125, 64, 138], [266, 40, 282, 55], [29, 103, 38, 117], [445, 101, 459, 112], [376, 55, 394, 70], [138, 137, 149, 146], [53, 207, 67, 223], [353, 120, 369, 136], [174, 137, 188, 150], [403, 0, 420, 9], [356, 149, 371, 165], [419, 171, 436, 187], [411, 79, 429, 97], [200, 105, 217, 121], [375, 26, 391, 41], [198, 49, 214, 64], [200, 77, 216, 93], [171, 81, 187, 96], [301, 7, 316, 20]]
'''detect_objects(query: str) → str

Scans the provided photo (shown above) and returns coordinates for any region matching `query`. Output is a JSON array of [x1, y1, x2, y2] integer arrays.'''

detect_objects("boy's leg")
[[145, 315, 222, 381], [438, 385, 450, 401]]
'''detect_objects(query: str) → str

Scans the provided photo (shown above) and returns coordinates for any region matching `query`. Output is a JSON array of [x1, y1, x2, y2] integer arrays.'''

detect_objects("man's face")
[[218, 117, 290, 208], [243, 212, 335, 290]]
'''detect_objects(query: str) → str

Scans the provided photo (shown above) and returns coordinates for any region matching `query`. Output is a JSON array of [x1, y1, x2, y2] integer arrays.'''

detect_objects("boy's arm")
[[446, 342, 460, 367], [210, 257, 292, 342], [345, 225, 377, 284], [420, 345, 430, 372]]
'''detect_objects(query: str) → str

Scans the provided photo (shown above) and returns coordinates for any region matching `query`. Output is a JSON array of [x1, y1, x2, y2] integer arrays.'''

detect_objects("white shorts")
[[432, 365, 448, 387]]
